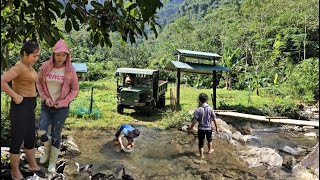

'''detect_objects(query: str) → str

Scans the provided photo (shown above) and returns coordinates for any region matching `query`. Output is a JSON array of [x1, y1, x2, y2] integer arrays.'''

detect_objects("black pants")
[[9, 97, 36, 154], [198, 129, 212, 149]]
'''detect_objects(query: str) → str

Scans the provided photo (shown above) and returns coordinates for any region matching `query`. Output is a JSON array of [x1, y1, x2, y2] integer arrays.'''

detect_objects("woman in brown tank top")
[[1, 40, 46, 179]]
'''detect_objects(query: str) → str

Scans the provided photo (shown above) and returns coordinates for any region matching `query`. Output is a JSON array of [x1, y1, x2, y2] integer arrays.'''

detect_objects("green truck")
[[115, 68, 168, 114]]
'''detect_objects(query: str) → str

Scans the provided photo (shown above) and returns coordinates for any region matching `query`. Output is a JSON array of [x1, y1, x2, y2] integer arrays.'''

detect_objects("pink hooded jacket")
[[36, 39, 79, 108]]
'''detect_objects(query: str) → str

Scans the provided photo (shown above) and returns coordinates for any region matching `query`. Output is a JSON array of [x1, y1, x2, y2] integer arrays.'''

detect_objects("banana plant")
[[222, 47, 243, 90]]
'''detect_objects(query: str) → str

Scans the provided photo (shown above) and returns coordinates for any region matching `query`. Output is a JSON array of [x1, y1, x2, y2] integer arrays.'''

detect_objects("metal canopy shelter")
[[165, 49, 229, 110], [165, 61, 229, 74], [173, 49, 221, 59]]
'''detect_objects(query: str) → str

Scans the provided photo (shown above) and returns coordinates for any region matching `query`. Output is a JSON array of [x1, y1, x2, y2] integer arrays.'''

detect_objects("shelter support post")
[[176, 68, 181, 111], [89, 87, 94, 113], [213, 70, 217, 110]]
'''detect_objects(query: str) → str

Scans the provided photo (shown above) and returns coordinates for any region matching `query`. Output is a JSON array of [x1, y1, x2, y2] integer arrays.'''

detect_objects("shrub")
[[1, 114, 10, 147], [160, 111, 193, 129], [283, 58, 319, 101], [86, 62, 110, 81]]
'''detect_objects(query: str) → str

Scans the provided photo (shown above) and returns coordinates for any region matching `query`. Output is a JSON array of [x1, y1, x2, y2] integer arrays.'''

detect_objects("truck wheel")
[[117, 105, 124, 114]]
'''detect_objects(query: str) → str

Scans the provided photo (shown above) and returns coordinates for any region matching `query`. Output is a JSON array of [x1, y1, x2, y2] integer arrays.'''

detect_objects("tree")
[[222, 47, 243, 90], [1, 0, 166, 68]]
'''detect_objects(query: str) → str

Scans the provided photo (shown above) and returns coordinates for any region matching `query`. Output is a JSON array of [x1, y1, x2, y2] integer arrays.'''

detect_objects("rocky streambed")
[[1, 117, 319, 180]]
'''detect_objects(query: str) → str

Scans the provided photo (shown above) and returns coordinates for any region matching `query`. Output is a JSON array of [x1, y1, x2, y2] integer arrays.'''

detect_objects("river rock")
[[282, 155, 296, 172], [304, 132, 317, 137], [234, 122, 252, 135], [181, 124, 189, 131], [239, 146, 283, 169], [193, 159, 207, 165], [215, 118, 234, 134], [232, 131, 242, 140], [281, 125, 304, 132], [297, 104, 319, 121], [231, 131, 253, 144], [281, 146, 299, 155], [293, 142, 319, 179]]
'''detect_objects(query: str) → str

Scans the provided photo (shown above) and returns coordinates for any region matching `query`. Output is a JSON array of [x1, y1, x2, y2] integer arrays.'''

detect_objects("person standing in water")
[[1, 39, 47, 179], [188, 93, 218, 158], [36, 39, 79, 173]]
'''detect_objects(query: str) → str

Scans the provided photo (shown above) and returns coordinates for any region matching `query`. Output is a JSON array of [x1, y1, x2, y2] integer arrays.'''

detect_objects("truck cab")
[[115, 68, 167, 114]]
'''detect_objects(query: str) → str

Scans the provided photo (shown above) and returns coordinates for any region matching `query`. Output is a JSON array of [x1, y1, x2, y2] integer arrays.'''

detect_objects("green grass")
[[64, 78, 299, 129], [1, 78, 301, 132]]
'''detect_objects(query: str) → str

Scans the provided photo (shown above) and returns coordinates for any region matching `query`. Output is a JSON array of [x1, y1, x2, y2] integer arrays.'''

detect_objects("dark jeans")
[[38, 103, 69, 148], [9, 97, 37, 154], [198, 129, 212, 149]]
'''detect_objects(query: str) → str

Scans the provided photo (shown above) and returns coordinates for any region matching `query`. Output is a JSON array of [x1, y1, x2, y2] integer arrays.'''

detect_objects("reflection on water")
[[63, 125, 318, 179]]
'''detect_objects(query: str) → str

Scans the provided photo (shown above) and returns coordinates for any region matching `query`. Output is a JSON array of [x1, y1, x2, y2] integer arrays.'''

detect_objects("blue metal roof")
[[165, 61, 229, 74], [174, 49, 221, 60], [72, 63, 87, 73]]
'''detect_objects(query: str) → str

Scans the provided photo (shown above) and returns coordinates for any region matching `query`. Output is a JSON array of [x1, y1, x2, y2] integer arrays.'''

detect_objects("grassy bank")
[[1, 78, 301, 134], [46, 78, 300, 130]]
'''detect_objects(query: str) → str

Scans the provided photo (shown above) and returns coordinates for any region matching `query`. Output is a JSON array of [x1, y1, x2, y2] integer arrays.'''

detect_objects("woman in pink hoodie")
[[36, 39, 79, 173]]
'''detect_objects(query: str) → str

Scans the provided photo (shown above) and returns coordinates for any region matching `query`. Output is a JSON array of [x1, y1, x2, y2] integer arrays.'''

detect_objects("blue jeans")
[[38, 103, 69, 148]]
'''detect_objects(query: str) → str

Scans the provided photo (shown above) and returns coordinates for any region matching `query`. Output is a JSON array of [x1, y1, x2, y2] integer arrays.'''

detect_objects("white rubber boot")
[[39, 139, 51, 164], [48, 146, 60, 173]]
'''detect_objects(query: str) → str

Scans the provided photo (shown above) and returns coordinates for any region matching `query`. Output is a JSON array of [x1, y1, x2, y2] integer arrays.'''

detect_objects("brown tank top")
[[10, 61, 38, 97]]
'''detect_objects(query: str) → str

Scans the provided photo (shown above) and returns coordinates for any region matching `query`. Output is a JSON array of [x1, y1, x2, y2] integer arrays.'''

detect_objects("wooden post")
[[170, 88, 176, 111], [170, 88, 173, 111], [176, 69, 181, 111], [212, 59, 217, 110], [89, 86, 93, 114], [173, 88, 176, 111]]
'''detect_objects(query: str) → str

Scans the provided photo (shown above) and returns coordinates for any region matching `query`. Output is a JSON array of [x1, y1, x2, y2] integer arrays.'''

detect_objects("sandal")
[[28, 168, 47, 178]]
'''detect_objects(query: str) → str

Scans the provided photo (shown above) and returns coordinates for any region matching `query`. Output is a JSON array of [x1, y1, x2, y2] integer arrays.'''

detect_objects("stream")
[[61, 123, 318, 180]]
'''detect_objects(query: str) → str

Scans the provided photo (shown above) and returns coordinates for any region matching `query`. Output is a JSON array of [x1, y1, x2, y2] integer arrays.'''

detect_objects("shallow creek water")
[[62, 124, 318, 180]]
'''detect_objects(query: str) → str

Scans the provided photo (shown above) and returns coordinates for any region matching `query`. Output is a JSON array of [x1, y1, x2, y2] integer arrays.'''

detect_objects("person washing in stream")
[[112, 124, 140, 152], [188, 93, 218, 158]]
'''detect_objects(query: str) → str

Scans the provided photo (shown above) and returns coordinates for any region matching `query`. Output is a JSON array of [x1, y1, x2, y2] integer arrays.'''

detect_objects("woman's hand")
[[45, 98, 54, 107], [13, 94, 23, 104], [53, 101, 64, 109]]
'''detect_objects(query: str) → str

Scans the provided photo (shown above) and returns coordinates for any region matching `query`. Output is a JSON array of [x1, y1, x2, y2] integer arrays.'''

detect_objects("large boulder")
[[239, 146, 283, 169], [293, 142, 319, 180]]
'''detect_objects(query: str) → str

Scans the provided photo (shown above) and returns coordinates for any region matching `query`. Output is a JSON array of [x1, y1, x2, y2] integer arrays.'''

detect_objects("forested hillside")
[[148, 0, 319, 101], [5, 0, 319, 102]]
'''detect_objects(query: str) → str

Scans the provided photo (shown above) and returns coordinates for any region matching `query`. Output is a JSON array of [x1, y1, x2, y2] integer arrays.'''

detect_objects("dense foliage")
[[144, 0, 318, 102], [1, 0, 166, 67], [1, 0, 319, 102]]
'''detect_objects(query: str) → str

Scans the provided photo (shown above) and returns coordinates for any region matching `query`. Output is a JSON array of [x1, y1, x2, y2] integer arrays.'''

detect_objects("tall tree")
[[1, 0, 166, 68]]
